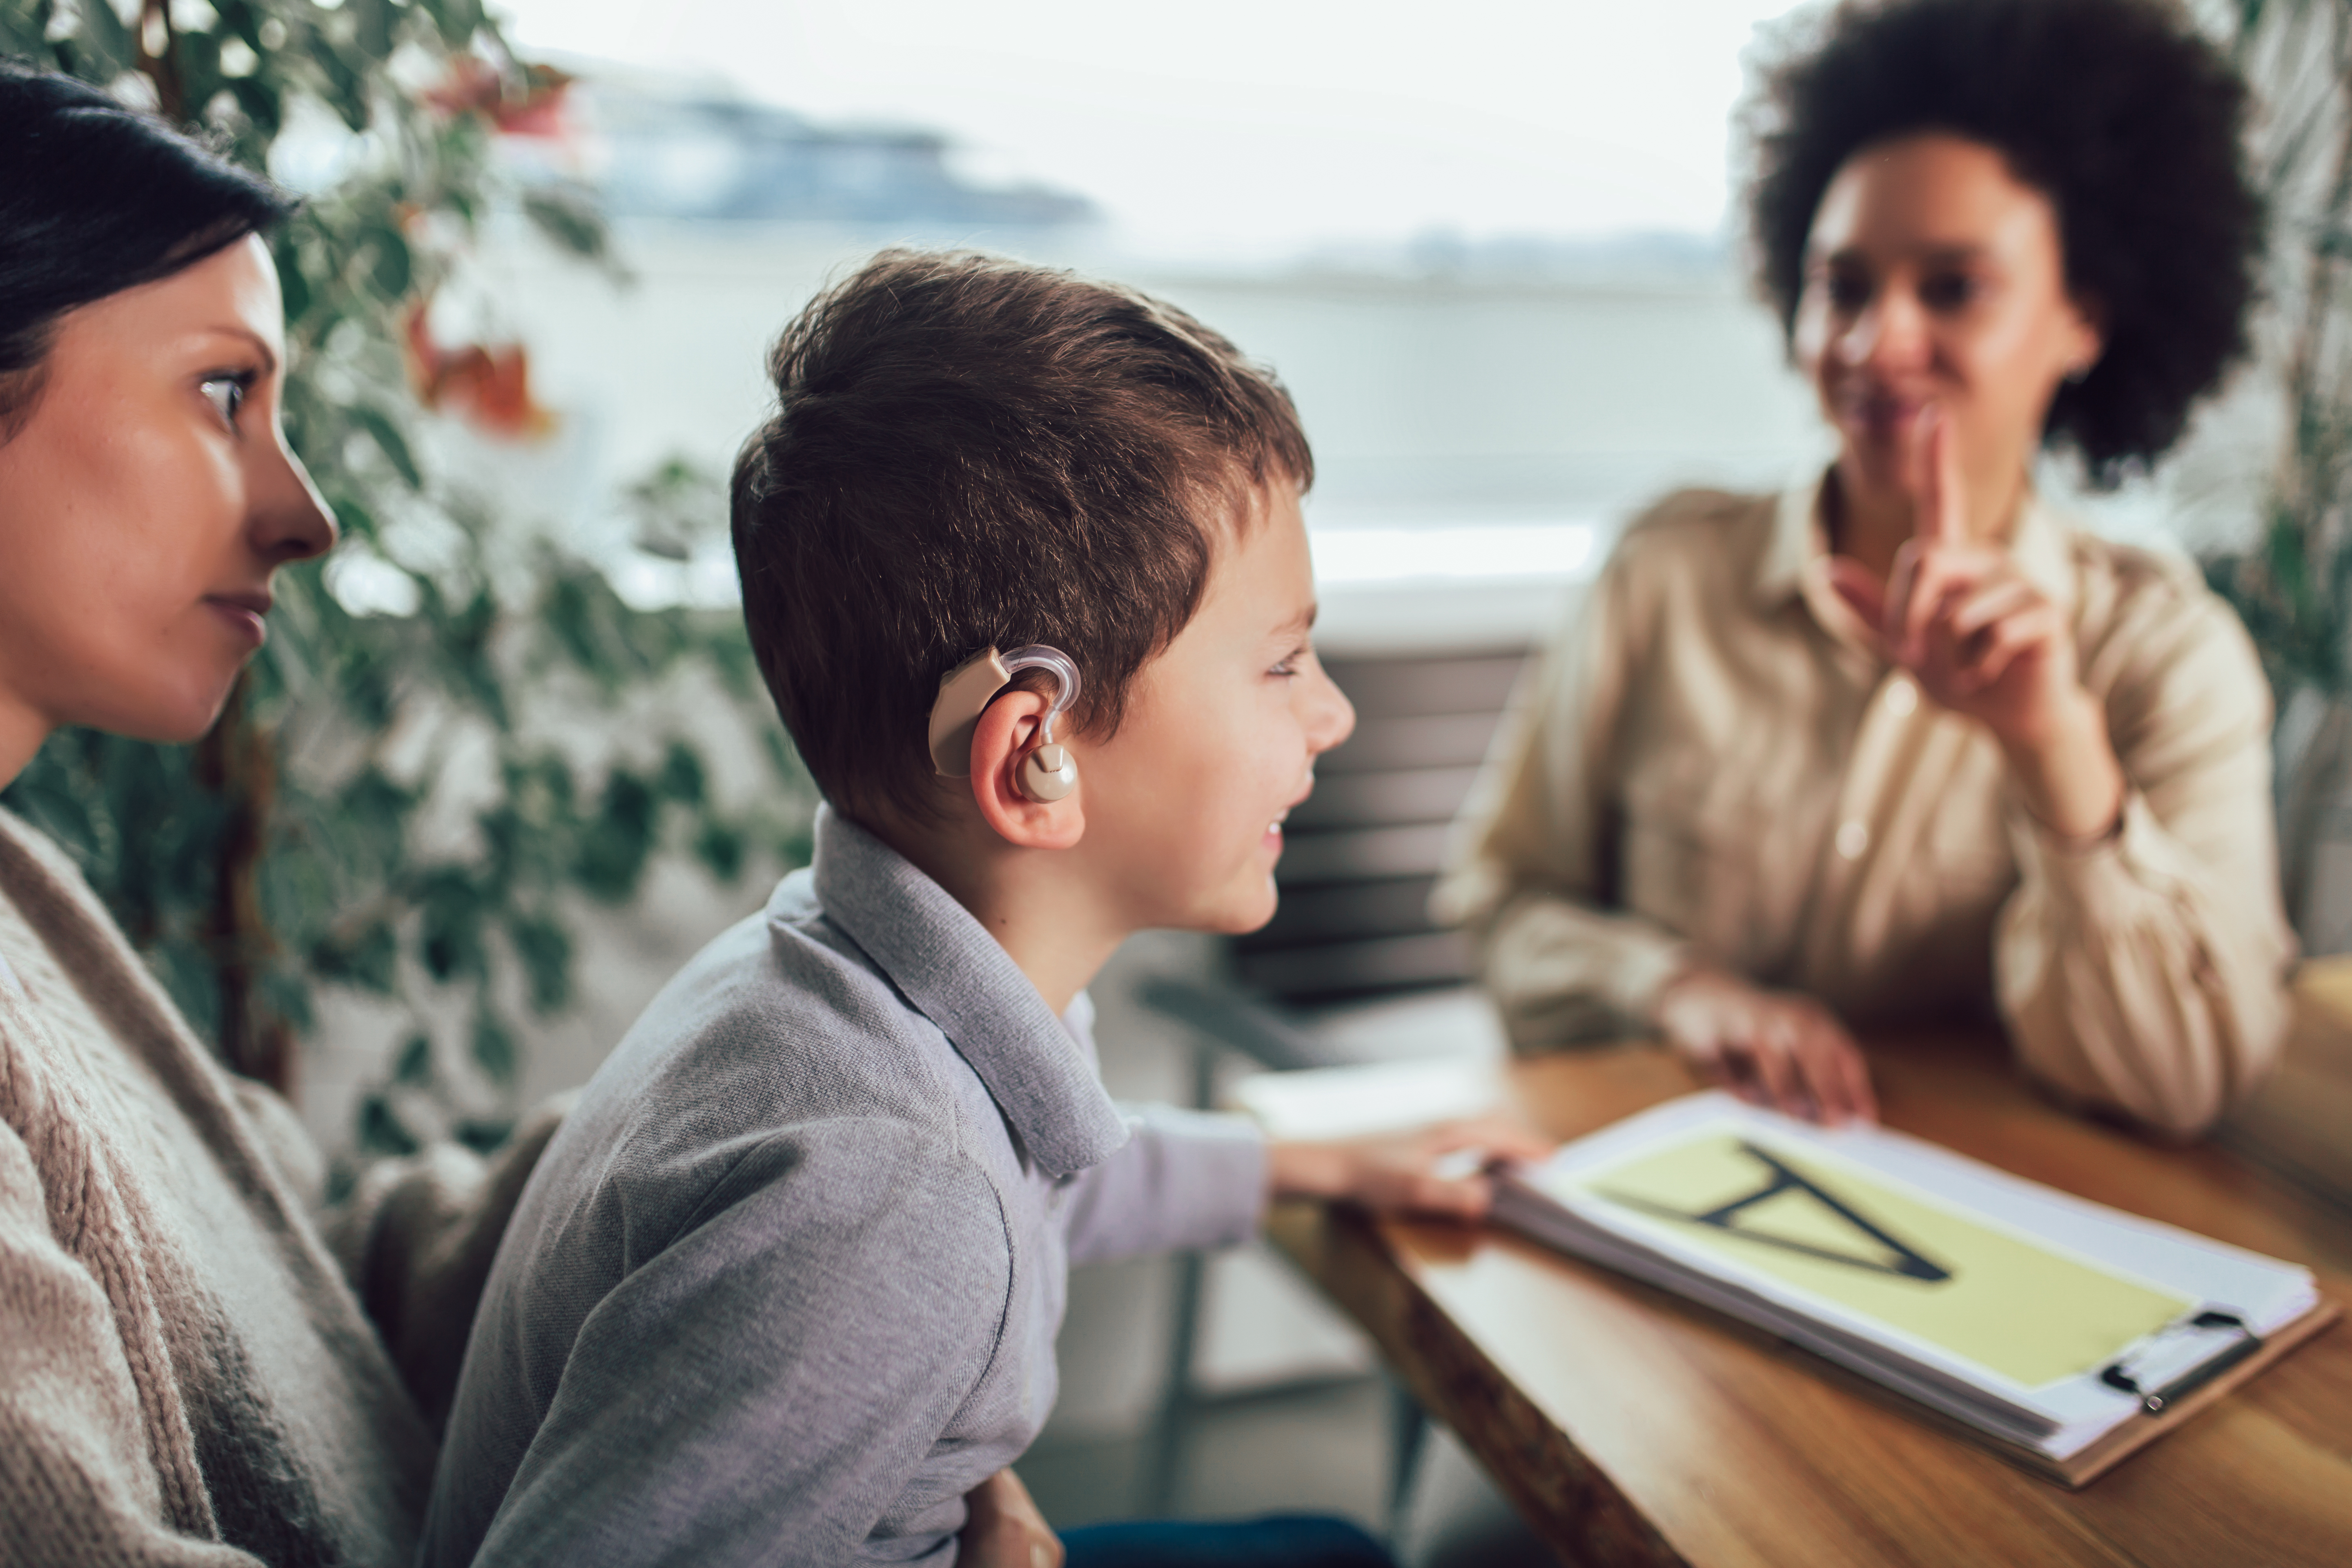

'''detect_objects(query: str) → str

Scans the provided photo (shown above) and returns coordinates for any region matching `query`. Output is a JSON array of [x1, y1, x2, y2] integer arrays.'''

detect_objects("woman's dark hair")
[[0, 60, 297, 435], [1744, 0, 2261, 486]]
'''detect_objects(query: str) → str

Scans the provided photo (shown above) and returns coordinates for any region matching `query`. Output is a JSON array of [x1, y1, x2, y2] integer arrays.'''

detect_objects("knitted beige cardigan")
[[0, 808, 559, 1565]]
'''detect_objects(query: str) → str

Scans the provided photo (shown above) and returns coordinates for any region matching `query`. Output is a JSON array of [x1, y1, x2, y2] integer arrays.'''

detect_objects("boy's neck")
[[864, 813, 1128, 1018]]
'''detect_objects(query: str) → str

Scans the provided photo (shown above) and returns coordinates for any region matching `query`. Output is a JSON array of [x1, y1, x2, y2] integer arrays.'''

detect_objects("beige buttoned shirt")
[[1434, 478, 2296, 1136]]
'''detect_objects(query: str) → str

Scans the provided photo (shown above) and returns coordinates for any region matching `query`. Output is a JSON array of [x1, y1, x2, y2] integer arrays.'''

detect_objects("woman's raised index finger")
[[1915, 405, 1964, 544]]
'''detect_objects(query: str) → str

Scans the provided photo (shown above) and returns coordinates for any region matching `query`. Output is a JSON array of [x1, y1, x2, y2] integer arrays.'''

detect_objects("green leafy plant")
[[0, 1, 813, 1158], [2208, 0, 2352, 695], [2189, 0, 2352, 947]]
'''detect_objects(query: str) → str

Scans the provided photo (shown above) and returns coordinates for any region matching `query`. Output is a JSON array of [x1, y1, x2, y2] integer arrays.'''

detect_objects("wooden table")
[[2224, 960, 2352, 1217], [1265, 1018, 2352, 1566]]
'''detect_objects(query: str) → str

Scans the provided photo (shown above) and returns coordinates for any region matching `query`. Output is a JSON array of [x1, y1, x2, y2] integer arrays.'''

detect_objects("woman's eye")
[[1821, 271, 1871, 312], [1920, 273, 1980, 312], [200, 374, 248, 426]]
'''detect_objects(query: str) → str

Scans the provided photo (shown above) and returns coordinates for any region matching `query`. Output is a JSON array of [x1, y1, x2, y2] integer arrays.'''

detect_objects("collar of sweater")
[[802, 804, 1130, 1178]]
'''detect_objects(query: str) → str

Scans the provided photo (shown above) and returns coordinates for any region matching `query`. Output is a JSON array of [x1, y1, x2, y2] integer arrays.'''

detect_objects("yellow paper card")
[[1565, 1132, 2190, 1388]]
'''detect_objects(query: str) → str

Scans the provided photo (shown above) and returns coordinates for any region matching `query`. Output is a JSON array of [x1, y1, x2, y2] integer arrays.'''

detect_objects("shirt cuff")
[[1618, 939, 1699, 1025], [1128, 1105, 1269, 1250], [1484, 893, 1694, 1047], [2011, 788, 2190, 918]]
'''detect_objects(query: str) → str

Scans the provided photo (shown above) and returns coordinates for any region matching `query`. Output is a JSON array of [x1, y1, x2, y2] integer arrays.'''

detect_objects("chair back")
[[1232, 648, 1533, 1007]]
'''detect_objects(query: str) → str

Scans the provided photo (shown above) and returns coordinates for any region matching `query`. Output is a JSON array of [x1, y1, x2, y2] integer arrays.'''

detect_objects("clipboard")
[[1489, 1093, 2339, 1488], [1799, 1294, 2341, 1488]]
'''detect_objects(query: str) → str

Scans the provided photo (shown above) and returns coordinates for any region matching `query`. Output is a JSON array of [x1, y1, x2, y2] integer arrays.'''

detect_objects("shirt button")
[[1885, 678, 1918, 716], [1835, 820, 1870, 860]]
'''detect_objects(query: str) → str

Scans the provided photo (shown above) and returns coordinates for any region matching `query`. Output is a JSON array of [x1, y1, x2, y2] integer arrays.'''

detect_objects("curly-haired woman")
[[1436, 0, 2290, 1143]]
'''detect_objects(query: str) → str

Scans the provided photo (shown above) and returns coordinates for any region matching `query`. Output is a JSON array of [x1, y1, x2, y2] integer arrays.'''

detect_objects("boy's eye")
[[200, 374, 249, 427]]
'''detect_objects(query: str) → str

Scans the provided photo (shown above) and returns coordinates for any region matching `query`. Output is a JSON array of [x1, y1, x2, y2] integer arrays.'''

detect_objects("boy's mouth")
[[1267, 776, 1313, 844]]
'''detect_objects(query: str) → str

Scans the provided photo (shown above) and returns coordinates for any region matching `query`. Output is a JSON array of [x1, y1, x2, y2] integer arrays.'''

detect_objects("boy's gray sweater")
[[423, 806, 1268, 1565]]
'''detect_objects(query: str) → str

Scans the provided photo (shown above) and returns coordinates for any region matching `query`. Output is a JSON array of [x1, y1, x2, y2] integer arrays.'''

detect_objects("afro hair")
[[1743, 0, 2262, 486]]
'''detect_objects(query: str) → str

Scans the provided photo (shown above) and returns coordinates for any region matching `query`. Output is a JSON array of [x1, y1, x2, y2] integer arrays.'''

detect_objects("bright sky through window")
[[495, 0, 1809, 258]]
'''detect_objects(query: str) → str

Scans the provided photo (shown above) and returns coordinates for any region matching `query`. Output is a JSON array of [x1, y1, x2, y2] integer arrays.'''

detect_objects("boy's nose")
[[1305, 666, 1356, 755]]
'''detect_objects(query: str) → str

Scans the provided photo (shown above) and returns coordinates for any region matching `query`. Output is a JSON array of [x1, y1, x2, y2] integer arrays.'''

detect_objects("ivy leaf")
[[693, 816, 746, 883], [507, 911, 573, 1015], [310, 33, 372, 131], [522, 186, 612, 266], [419, 0, 487, 51], [367, 223, 413, 299], [350, 0, 397, 60], [574, 768, 660, 902], [230, 74, 287, 141], [392, 1032, 435, 1087], [453, 1116, 515, 1154], [310, 919, 399, 993], [418, 871, 486, 982], [658, 742, 706, 806], [69, 0, 138, 80], [358, 1095, 421, 1157], [350, 403, 424, 491], [470, 1009, 518, 1088]]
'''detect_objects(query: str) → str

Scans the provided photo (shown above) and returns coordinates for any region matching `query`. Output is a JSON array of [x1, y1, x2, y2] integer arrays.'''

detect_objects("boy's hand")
[[1267, 1115, 1554, 1221], [959, 1468, 1062, 1568]]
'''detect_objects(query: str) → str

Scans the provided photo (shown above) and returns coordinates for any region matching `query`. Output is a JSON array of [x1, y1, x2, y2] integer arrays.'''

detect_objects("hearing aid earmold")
[[927, 645, 1082, 802]]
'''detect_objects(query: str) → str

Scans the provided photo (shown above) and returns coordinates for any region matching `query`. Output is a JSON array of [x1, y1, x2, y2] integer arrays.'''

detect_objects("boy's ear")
[[967, 689, 1085, 850]]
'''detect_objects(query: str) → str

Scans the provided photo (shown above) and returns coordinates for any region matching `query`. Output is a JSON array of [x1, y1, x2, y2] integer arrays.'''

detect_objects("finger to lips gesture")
[[1826, 408, 2076, 750]]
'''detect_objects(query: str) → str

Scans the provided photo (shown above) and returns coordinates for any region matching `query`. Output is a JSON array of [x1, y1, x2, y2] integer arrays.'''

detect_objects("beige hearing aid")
[[927, 644, 1082, 802]]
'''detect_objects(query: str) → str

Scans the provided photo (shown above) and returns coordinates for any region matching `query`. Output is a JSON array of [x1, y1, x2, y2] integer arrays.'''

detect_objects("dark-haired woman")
[[1438, 0, 2293, 1143], [0, 64, 556, 1562]]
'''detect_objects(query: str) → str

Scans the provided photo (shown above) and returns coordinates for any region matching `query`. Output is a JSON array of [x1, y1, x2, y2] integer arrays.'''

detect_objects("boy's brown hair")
[[731, 249, 1314, 824]]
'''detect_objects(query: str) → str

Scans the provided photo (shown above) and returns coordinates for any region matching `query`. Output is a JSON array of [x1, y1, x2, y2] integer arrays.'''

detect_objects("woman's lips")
[[1838, 390, 1931, 441], [205, 595, 269, 647]]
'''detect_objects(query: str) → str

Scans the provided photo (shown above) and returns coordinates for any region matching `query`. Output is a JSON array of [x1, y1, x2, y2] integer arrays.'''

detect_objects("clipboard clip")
[[2098, 1308, 2264, 1415]]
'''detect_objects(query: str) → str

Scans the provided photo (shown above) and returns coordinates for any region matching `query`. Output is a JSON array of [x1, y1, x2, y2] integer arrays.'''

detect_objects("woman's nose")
[[1840, 288, 1928, 373], [249, 429, 338, 564]]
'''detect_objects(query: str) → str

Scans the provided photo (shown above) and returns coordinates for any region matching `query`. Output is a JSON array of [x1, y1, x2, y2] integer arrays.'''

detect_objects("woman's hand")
[[1825, 408, 2124, 841], [959, 1468, 1062, 1568], [1655, 967, 1877, 1125], [1267, 1115, 1556, 1220]]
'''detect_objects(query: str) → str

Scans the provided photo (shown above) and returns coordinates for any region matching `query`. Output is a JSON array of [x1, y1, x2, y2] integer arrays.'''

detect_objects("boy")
[[423, 251, 1541, 1566]]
